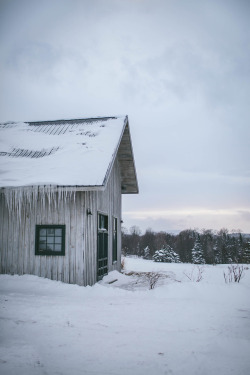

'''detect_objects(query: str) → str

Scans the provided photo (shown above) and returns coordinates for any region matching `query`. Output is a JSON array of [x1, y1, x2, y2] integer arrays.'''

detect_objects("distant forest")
[[122, 227, 250, 264]]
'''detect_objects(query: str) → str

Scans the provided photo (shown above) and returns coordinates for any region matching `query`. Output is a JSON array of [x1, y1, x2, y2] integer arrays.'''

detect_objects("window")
[[112, 217, 118, 263], [97, 214, 108, 280], [35, 225, 65, 256], [98, 214, 108, 232]]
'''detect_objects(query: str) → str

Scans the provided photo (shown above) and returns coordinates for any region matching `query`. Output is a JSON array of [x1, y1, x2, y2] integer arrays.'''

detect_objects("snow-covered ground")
[[1, 258, 250, 375]]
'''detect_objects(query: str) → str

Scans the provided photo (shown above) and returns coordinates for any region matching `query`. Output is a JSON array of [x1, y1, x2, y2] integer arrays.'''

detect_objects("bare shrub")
[[121, 257, 126, 271], [183, 266, 204, 282], [223, 264, 245, 283], [141, 272, 163, 289], [125, 271, 166, 289]]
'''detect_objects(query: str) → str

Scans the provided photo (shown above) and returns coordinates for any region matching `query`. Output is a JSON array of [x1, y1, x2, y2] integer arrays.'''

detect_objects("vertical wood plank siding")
[[0, 157, 122, 286]]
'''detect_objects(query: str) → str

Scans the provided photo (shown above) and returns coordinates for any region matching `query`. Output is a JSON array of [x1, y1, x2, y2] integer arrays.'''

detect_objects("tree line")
[[122, 226, 250, 264]]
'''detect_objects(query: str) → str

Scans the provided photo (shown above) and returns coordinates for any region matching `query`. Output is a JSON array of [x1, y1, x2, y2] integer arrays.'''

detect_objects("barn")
[[0, 116, 138, 286]]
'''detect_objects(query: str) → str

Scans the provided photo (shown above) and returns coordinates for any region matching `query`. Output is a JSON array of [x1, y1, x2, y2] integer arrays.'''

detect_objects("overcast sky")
[[0, 0, 249, 233]]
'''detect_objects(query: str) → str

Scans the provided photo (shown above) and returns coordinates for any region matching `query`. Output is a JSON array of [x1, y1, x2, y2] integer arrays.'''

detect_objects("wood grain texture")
[[0, 156, 122, 286]]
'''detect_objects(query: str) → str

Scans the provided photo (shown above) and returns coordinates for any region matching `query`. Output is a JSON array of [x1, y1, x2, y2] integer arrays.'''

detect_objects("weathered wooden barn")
[[0, 116, 138, 285]]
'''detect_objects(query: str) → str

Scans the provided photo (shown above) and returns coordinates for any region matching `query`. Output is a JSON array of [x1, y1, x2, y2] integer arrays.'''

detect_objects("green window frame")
[[35, 225, 65, 256], [112, 217, 118, 263]]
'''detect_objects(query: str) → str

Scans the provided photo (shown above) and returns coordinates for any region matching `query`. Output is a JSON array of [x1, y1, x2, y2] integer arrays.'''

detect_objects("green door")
[[97, 214, 108, 280]]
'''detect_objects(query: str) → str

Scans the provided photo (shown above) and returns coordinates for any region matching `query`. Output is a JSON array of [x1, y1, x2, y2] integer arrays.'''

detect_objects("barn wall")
[[0, 156, 122, 286], [83, 157, 122, 285], [0, 191, 85, 285], [98, 157, 122, 273]]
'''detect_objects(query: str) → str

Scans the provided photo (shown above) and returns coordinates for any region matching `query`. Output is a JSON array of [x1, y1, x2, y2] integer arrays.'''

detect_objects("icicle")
[[2, 185, 77, 222]]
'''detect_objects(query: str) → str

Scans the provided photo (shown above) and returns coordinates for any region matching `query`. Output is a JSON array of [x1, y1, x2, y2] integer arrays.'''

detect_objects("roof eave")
[[101, 115, 139, 194], [0, 185, 106, 192]]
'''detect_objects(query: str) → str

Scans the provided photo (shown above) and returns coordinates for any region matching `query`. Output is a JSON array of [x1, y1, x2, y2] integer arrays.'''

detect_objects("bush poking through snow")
[[141, 272, 163, 289], [183, 266, 204, 282], [125, 271, 166, 289], [223, 264, 245, 283], [121, 257, 126, 271]]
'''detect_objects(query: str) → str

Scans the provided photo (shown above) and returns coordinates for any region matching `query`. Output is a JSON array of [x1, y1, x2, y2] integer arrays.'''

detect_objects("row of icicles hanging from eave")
[[1, 186, 77, 221]]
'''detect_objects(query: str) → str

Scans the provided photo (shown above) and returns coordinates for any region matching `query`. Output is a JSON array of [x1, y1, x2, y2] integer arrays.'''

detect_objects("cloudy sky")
[[1, 0, 250, 233]]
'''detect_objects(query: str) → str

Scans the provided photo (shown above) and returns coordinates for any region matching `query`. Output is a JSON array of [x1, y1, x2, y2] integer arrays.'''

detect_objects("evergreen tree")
[[175, 230, 195, 262], [200, 229, 214, 264], [191, 236, 205, 264], [143, 246, 151, 259], [213, 241, 222, 264], [242, 242, 250, 264], [172, 250, 180, 263], [226, 237, 234, 263], [153, 249, 167, 262], [153, 245, 180, 263], [141, 228, 156, 258], [237, 233, 244, 262], [217, 229, 235, 263]]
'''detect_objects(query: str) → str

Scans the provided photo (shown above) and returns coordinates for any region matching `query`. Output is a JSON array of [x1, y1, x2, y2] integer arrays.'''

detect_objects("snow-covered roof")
[[0, 116, 138, 193]]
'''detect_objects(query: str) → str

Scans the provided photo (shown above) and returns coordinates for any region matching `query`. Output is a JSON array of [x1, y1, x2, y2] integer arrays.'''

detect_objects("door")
[[97, 214, 108, 280]]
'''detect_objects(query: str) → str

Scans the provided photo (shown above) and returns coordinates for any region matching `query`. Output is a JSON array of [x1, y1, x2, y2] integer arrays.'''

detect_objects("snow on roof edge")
[[0, 115, 127, 125], [102, 116, 128, 187]]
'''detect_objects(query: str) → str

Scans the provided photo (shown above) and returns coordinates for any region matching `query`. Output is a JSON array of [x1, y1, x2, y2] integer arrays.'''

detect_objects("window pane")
[[55, 229, 62, 236], [39, 237, 46, 244], [113, 217, 117, 231], [47, 229, 54, 236], [104, 216, 108, 230], [47, 244, 54, 251], [39, 244, 46, 251], [99, 214, 108, 231], [54, 244, 61, 251], [55, 237, 62, 244], [100, 216, 104, 229], [112, 217, 117, 262], [47, 237, 54, 244], [40, 229, 46, 236]]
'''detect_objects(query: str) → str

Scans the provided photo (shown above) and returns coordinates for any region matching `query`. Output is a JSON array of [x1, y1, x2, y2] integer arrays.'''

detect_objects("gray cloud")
[[0, 0, 249, 232]]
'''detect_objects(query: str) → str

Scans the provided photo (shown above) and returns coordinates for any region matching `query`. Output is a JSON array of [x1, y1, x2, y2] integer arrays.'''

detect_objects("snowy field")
[[1, 257, 250, 375]]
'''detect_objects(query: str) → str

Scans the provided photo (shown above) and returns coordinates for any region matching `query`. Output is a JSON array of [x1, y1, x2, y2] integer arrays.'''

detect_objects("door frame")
[[97, 212, 109, 281]]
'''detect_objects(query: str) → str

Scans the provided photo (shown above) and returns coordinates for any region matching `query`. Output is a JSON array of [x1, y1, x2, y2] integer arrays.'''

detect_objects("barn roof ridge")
[[25, 116, 122, 126]]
